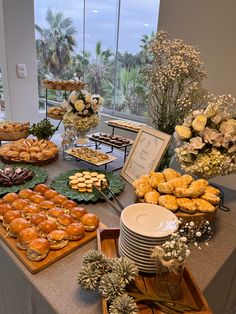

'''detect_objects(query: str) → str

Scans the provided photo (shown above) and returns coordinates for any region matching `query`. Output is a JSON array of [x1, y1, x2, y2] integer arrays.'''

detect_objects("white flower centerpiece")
[[175, 94, 236, 178], [63, 89, 104, 144]]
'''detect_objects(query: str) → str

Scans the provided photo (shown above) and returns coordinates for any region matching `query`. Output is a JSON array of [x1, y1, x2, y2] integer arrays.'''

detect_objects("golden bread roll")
[[42, 149, 54, 159], [158, 182, 174, 194], [159, 195, 178, 212], [163, 168, 181, 181], [193, 198, 216, 213], [144, 190, 160, 204], [181, 174, 194, 186], [190, 179, 209, 189], [200, 192, 220, 205], [148, 172, 165, 188], [7, 150, 19, 158], [204, 185, 221, 195], [177, 198, 196, 214], [135, 183, 153, 198], [19, 152, 31, 161]]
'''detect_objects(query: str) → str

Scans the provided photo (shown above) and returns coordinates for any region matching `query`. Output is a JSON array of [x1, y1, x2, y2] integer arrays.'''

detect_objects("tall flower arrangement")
[[144, 31, 208, 135], [63, 90, 103, 131], [175, 94, 236, 178]]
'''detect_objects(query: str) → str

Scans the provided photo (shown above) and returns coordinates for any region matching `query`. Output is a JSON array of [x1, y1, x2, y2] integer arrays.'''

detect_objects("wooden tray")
[[66, 149, 117, 166], [88, 133, 134, 148], [97, 228, 212, 314], [0, 223, 104, 274]]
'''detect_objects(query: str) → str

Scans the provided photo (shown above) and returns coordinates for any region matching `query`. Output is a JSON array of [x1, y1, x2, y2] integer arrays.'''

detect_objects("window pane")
[[115, 0, 159, 117]]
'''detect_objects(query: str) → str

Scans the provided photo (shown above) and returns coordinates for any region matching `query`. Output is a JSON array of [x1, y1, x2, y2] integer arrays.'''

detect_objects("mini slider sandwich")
[[65, 223, 85, 241], [26, 238, 50, 261], [80, 213, 100, 232], [16, 227, 39, 250], [47, 229, 69, 249]]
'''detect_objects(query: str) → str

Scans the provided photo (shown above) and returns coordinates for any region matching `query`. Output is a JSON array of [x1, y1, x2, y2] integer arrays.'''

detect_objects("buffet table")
[[0, 151, 236, 314]]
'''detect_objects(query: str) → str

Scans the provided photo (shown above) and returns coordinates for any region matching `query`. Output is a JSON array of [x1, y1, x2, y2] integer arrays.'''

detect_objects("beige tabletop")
[[0, 151, 236, 314]]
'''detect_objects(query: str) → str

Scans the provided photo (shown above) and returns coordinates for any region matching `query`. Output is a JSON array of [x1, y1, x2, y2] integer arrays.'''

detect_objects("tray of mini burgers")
[[0, 184, 101, 273]]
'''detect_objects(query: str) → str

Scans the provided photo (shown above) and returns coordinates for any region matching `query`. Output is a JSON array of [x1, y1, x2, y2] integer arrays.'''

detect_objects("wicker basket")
[[0, 130, 28, 141]]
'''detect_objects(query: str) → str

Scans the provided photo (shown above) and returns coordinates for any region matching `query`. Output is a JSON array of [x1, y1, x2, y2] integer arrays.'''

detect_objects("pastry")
[[204, 185, 221, 195], [193, 198, 216, 213], [163, 168, 181, 181], [135, 183, 153, 198], [176, 198, 196, 214], [144, 190, 160, 204], [181, 174, 194, 186], [159, 195, 178, 212], [158, 182, 174, 194], [200, 192, 220, 205], [168, 177, 188, 189], [190, 179, 209, 189], [133, 175, 150, 189], [148, 172, 165, 189]]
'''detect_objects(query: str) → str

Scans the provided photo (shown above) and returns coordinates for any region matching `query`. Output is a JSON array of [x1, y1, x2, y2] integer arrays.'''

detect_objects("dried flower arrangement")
[[144, 30, 208, 135], [175, 94, 236, 178], [78, 250, 198, 313]]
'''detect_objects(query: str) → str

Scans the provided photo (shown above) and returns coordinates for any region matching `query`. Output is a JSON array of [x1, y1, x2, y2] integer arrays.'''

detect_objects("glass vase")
[[154, 260, 184, 300]]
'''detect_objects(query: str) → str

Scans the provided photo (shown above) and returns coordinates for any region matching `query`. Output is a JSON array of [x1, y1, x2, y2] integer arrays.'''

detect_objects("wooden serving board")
[[97, 228, 212, 314], [0, 223, 104, 274], [66, 149, 117, 166]]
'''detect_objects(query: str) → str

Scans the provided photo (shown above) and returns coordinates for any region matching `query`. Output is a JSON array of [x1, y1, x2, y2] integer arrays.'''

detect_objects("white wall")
[[0, 0, 39, 123], [158, 0, 236, 97], [158, 0, 236, 191]]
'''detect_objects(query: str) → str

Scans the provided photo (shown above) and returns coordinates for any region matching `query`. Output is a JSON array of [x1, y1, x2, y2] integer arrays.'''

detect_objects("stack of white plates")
[[119, 203, 179, 273]]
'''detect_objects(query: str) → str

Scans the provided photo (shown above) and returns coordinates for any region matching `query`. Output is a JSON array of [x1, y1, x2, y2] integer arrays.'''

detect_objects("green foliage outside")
[[35, 8, 153, 117]]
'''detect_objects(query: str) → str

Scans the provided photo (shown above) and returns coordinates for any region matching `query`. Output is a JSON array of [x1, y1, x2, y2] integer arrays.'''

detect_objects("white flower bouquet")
[[175, 94, 236, 178], [63, 90, 104, 131]]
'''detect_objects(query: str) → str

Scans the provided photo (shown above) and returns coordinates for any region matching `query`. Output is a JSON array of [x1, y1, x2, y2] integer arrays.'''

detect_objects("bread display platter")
[[65, 147, 117, 166], [43, 79, 85, 91], [106, 120, 146, 132], [97, 228, 212, 314], [0, 138, 59, 165], [47, 105, 66, 120], [0, 163, 47, 196], [47, 113, 63, 121], [0, 184, 103, 273], [0, 122, 29, 141], [133, 168, 219, 225], [51, 169, 125, 202], [88, 133, 134, 148]]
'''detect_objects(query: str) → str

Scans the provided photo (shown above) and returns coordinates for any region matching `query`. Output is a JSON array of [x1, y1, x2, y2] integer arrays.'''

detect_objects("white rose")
[[85, 94, 92, 103], [175, 125, 192, 140], [98, 97, 104, 105], [75, 100, 85, 112], [192, 115, 207, 132], [68, 91, 78, 104]]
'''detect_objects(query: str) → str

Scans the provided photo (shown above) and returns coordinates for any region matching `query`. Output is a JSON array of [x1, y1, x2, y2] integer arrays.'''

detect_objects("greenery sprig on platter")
[[50, 169, 125, 202], [0, 163, 48, 196]]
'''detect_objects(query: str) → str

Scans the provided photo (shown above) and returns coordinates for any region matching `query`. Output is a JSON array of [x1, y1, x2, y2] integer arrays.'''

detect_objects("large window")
[[34, 0, 159, 119]]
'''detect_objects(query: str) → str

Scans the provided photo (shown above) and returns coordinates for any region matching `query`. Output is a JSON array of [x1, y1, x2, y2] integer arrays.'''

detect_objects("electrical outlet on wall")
[[16, 64, 27, 78]]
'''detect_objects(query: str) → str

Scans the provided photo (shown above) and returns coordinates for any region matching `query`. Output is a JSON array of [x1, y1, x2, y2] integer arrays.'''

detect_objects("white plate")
[[120, 221, 171, 242], [121, 203, 179, 238]]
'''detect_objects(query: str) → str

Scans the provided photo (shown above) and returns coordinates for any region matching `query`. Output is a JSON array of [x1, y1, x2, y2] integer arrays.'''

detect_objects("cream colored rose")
[[75, 100, 85, 112], [220, 119, 236, 135], [98, 97, 104, 105], [175, 125, 192, 140], [85, 94, 92, 103], [192, 115, 207, 132], [68, 91, 78, 104]]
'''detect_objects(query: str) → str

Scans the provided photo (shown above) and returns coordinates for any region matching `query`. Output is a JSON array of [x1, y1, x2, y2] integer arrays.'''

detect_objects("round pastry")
[[30, 194, 45, 204], [62, 200, 78, 210], [9, 217, 30, 238], [22, 204, 39, 218], [56, 214, 75, 230], [36, 220, 58, 237], [18, 189, 34, 199], [44, 189, 58, 200], [70, 207, 88, 221], [46, 207, 64, 221], [81, 213, 100, 232], [34, 184, 49, 195], [42, 149, 54, 159], [53, 194, 68, 205], [2, 210, 22, 228], [29, 213, 47, 226], [38, 200, 55, 211], [26, 238, 50, 261], [47, 230, 69, 249], [65, 223, 85, 241], [16, 227, 39, 250], [12, 199, 29, 211], [2, 192, 19, 203], [0, 203, 13, 220], [159, 195, 178, 212]]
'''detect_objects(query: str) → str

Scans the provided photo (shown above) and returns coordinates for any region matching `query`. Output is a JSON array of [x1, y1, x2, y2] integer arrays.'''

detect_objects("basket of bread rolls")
[[133, 168, 220, 225], [0, 122, 29, 141], [0, 138, 59, 164], [47, 106, 66, 120]]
